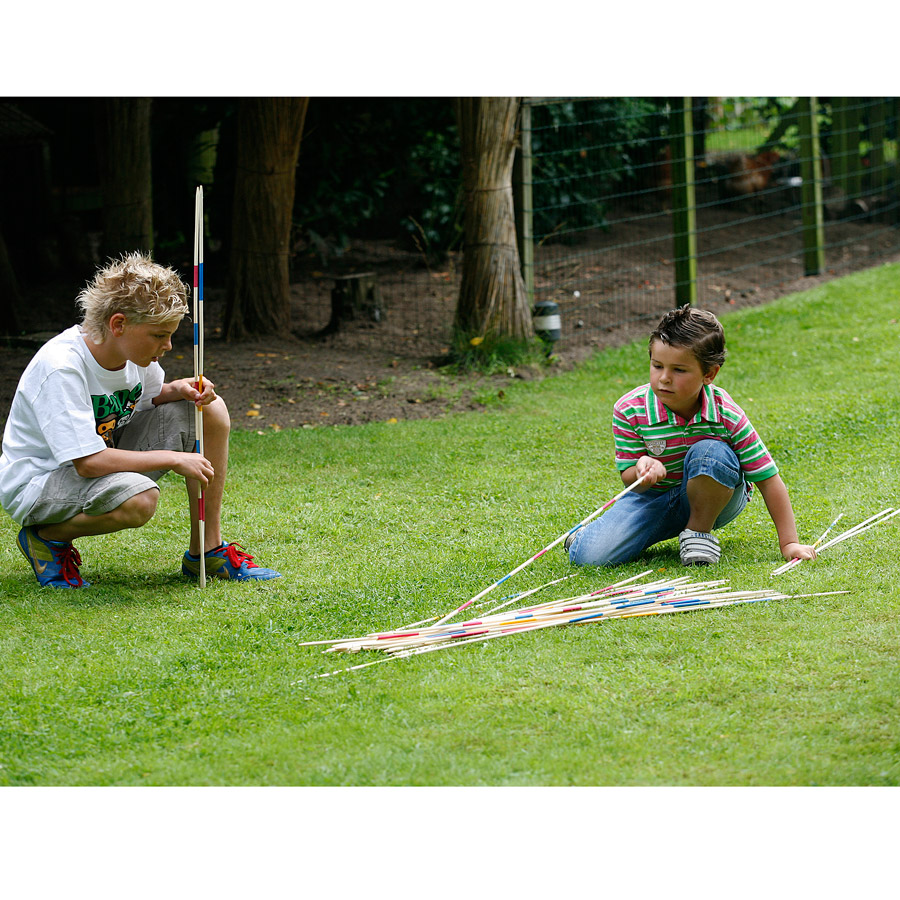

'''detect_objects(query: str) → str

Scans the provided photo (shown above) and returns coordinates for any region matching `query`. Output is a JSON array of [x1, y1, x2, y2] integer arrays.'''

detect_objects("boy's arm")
[[72, 446, 214, 485], [75, 376, 221, 481], [74, 377, 220, 481], [152, 377, 217, 407], [755, 474, 817, 561]]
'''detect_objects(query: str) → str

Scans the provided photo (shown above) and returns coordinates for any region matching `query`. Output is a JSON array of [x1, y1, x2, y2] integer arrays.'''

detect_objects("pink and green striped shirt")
[[612, 383, 778, 493]]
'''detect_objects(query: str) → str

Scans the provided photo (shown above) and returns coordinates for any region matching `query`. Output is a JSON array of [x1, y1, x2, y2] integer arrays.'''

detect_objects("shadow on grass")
[[0, 572, 199, 608], [629, 545, 682, 569]]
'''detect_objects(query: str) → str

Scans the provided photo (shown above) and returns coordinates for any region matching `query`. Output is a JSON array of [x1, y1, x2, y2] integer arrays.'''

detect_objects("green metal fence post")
[[671, 97, 697, 306], [513, 100, 534, 308], [798, 97, 825, 276]]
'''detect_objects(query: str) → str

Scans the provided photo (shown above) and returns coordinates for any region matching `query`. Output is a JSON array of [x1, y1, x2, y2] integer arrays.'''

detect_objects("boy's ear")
[[703, 364, 721, 385], [109, 313, 127, 337]]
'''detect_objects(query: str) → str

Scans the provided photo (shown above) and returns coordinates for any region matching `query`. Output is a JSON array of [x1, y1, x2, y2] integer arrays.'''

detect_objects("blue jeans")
[[568, 439, 751, 566]]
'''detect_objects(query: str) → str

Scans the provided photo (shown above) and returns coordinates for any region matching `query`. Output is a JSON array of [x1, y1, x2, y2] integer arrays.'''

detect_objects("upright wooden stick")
[[193, 186, 206, 588]]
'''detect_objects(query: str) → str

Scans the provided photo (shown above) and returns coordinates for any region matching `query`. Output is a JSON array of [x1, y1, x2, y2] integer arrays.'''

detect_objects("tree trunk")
[[96, 98, 153, 258], [223, 98, 308, 340], [454, 97, 533, 340]]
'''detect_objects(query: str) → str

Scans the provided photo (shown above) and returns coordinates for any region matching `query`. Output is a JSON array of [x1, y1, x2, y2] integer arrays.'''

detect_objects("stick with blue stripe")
[[193, 185, 206, 588], [433, 474, 648, 626]]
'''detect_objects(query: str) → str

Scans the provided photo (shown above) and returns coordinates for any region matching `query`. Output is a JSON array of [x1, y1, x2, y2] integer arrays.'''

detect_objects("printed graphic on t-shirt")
[[91, 385, 143, 445]]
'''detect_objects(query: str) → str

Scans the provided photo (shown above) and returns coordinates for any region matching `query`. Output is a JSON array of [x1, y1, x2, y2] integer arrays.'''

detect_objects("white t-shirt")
[[0, 325, 165, 524]]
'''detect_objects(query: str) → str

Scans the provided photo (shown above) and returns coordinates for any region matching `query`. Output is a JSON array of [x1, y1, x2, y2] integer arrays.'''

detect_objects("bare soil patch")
[[3, 211, 898, 433]]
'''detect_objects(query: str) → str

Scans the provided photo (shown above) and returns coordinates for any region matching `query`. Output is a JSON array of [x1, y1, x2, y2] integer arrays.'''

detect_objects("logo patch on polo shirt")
[[646, 439, 667, 456]]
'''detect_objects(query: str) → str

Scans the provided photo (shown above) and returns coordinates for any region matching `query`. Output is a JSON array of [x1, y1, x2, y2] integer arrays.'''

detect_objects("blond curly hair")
[[77, 252, 191, 343]]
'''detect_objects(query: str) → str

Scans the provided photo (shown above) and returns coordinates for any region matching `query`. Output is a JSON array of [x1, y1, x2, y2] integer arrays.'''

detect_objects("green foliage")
[[297, 167, 395, 262], [708, 97, 796, 132], [817, 98, 900, 160], [1, 263, 900, 787], [530, 98, 662, 241], [400, 128, 463, 263], [293, 99, 459, 262]]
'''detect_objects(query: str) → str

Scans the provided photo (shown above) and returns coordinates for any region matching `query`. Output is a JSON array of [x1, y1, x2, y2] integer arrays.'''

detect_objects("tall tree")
[[223, 98, 308, 340], [454, 97, 533, 340], [95, 98, 153, 257]]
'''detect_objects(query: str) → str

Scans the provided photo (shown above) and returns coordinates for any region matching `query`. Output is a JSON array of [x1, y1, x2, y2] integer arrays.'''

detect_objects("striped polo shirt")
[[612, 383, 778, 493]]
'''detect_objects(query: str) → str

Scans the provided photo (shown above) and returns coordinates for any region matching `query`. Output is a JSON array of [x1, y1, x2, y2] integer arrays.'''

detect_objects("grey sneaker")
[[679, 529, 720, 566]]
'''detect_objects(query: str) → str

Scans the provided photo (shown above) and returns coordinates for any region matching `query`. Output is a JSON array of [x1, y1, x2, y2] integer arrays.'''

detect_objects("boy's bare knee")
[[687, 473, 733, 496], [204, 396, 231, 433], [116, 489, 159, 528]]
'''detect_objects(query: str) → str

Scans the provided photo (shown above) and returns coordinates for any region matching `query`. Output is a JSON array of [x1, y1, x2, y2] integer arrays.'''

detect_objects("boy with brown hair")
[[567, 305, 817, 567], [0, 252, 281, 587]]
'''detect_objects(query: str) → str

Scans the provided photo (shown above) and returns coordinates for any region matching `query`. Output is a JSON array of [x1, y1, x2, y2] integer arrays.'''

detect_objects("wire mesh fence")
[[525, 97, 900, 350], [295, 98, 900, 358], [290, 238, 461, 358]]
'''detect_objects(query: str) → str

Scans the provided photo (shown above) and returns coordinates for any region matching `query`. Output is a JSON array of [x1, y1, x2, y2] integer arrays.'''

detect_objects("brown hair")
[[77, 252, 191, 343], [649, 304, 726, 373]]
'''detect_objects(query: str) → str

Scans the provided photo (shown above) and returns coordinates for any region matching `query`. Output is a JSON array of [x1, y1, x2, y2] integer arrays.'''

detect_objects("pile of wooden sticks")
[[308, 572, 847, 677], [772, 507, 900, 576], [302, 482, 884, 678]]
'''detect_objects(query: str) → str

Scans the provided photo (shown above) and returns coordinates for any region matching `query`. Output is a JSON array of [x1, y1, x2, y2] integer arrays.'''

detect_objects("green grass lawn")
[[2, 264, 900, 788]]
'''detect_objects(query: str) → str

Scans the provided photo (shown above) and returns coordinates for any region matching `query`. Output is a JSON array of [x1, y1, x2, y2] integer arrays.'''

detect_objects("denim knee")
[[683, 439, 742, 489], [568, 526, 642, 566], [568, 492, 671, 567]]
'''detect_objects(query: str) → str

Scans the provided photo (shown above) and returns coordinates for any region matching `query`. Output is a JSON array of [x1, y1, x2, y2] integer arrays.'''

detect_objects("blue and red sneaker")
[[182, 541, 281, 581], [17, 526, 90, 588]]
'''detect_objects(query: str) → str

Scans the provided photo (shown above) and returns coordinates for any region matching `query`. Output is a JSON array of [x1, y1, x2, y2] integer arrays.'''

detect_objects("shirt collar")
[[646, 385, 669, 425], [646, 383, 721, 425], [698, 383, 721, 424]]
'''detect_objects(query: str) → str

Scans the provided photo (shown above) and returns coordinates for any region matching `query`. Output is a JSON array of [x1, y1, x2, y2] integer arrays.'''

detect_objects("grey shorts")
[[22, 400, 196, 527]]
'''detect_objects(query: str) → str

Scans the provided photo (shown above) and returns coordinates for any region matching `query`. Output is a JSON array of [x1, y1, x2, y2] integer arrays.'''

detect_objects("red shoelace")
[[55, 544, 85, 587], [221, 542, 258, 570]]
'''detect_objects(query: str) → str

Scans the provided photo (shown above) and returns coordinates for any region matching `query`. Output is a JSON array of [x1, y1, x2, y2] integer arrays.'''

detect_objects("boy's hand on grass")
[[781, 541, 817, 562]]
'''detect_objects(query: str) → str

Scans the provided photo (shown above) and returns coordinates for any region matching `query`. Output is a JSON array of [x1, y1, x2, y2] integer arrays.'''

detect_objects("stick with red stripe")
[[193, 186, 206, 588]]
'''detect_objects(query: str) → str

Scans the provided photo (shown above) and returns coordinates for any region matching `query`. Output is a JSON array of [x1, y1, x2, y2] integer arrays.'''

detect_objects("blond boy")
[[0, 253, 280, 587]]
